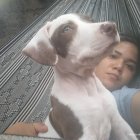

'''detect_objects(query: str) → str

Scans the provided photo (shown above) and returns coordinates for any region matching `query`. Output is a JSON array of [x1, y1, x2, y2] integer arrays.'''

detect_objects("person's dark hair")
[[120, 33, 139, 48], [119, 33, 140, 85]]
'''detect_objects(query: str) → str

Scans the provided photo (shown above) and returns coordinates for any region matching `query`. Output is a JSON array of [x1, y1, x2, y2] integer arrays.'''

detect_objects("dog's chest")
[[51, 91, 112, 140], [52, 85, 111, 117], [51, 77, 115, 139], [52, 75, 115, 114]]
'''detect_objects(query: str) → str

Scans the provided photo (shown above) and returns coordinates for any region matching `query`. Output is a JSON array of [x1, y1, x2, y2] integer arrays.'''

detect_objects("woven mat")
[[0, 134, 62, 140]]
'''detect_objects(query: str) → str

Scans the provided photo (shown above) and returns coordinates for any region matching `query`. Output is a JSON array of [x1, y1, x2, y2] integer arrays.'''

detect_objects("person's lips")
[[107, 73, 119, 81]]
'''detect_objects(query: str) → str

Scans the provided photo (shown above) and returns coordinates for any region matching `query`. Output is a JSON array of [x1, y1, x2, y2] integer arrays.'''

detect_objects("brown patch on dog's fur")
[[51, 21, 77, 58], [50, 96, 83, 140], [78, 14, 93, 23]]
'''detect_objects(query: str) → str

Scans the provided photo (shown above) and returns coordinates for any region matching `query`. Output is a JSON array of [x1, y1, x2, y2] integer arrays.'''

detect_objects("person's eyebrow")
[[113, 50, 137, 65], [113, 50, 121, 55]]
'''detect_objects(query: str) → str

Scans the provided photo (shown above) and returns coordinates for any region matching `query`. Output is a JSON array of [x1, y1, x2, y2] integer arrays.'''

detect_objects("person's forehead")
[[119, 41, 138, 48], [114, 41, 138, 52], [113, 42, 138, 62]]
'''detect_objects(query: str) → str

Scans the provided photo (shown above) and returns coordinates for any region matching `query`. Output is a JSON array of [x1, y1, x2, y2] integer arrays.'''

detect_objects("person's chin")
[[103, 79, 118, 91]]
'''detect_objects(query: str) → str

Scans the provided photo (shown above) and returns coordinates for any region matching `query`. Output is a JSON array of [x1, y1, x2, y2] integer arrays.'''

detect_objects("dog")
[[22, 13, 137, 140]]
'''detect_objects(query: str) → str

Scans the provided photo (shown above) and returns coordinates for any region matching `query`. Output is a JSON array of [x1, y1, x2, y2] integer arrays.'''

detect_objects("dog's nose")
[[100, 22, 117, 36]]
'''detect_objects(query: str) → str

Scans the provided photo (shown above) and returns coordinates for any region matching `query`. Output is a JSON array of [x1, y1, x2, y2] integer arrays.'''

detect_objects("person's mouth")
[[107, 73, 120, 81]]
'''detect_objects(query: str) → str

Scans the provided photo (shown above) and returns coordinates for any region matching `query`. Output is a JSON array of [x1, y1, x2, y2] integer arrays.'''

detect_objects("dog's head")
[[22, 13, 119, 70]]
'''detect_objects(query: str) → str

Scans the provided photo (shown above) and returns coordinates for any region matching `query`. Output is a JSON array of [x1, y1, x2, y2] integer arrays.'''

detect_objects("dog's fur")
[[22, 14, 137, 140]]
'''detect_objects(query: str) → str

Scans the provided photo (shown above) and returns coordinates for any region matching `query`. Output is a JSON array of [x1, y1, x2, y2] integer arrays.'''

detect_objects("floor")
[[0, 0, 56, 48]]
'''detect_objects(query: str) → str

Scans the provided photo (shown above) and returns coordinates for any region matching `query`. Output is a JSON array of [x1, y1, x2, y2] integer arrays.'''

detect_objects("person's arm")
[[4, 122, 48, 136], [131, 91, 140, 133], [112, 86, 140, 133]]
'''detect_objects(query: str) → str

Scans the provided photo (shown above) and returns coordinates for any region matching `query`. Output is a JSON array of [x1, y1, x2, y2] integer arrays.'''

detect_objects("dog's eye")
[[63, 25, 71, 33]]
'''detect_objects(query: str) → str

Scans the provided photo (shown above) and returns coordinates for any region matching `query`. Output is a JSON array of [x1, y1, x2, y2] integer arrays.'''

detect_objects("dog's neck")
[[53, 65, 100, 97], [55, 56, 96, 78], [55, 65, 94, 78]]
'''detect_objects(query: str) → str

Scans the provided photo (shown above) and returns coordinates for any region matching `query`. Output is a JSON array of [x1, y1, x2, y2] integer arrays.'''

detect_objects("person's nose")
[[113, 59, 124, 72]]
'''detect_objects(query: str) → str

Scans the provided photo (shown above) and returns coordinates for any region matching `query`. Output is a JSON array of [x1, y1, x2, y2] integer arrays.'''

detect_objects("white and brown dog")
[[22, 13, 137, 140]]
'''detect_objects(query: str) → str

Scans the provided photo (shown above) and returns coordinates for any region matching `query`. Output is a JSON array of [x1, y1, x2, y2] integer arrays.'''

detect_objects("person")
[[4, 122, 48, 136], [94, 34, 140, 133], [4, 34, 140, 136]]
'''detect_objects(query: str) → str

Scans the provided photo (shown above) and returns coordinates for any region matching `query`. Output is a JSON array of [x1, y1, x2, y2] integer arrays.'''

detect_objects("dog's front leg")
[[111, 112, 138, 140]]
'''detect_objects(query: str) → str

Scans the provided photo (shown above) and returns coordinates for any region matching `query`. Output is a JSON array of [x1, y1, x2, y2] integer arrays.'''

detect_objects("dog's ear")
[[22, 22, 58, 66]]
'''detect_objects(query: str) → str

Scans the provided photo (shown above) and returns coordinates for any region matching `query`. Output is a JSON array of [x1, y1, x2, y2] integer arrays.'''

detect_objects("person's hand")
[[4, 122, 48, 136]]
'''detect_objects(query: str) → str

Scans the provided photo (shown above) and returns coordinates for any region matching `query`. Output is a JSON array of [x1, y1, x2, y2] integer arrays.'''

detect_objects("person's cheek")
[[122, 71, 133, 86]]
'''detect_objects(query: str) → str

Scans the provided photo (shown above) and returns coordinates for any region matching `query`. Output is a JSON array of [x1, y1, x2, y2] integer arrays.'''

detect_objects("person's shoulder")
[[112, 86, 140, 129], [112, 86, 139, 98]]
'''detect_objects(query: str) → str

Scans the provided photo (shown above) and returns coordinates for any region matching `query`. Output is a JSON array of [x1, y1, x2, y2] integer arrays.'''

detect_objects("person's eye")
[[63, 25, 71, 33], [109, 54, 118, 59], [126, 64, 136, 72]]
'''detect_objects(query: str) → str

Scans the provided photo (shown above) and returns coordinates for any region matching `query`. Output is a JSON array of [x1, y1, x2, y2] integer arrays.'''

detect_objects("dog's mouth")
[[103, 41, 119, 54], [93, 41, 119, 63], [78, 40, 120, 70]]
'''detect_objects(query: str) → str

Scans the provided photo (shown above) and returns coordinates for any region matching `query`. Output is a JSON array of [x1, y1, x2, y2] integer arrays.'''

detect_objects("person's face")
[[95, 41, 138, 91]]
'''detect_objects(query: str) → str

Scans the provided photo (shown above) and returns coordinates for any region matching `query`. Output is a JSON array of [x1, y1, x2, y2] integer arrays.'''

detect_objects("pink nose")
[[100, 22, 117, 36]]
